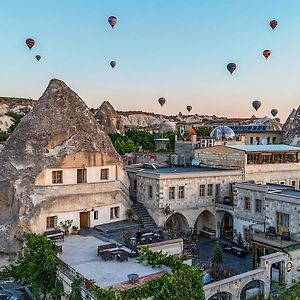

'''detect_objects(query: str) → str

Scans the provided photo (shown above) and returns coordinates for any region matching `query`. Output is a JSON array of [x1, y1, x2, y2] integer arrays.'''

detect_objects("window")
[[273, 137, 277, 144], [169, 187, 175, 200], [280, 181, 285, 185], [291, 180, 296, 188], [134, 180, 137, 191], [52, 170, 63, 184], [77, 168, 87, 183], [199, 185, 205, 197], [277, 212, 289, 233], [207, 184, 213, 196], [244, 228, 251, 241], [110, 207, 120, 219], [148, 186, 153, 199], [94, 210, 98, 220], [267, 137, 271, 144], [100, 168, 109, 180], [46, 216, 58, 229], [255, 199, 262, 213], [250, 137, 254, 144], [178, 186, 185, 199], [244, 197, 251, 210]]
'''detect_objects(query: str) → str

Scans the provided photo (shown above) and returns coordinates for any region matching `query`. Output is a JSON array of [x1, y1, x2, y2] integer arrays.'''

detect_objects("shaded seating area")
[[265, 226, 277, 239], [44, 229, 64, 242], [98, 243, 136, 262]]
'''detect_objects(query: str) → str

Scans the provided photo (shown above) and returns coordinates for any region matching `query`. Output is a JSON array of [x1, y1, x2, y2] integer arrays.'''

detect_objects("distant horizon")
[[1, 1, 300, 121]]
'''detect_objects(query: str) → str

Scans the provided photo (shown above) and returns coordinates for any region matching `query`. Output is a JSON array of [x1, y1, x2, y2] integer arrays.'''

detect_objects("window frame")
[[169, 187, 175, 200], [46, 216, 58, 229], [199, 184, 205, 197], [52, 170, 63, 184], [110, 206, 120, 220], [100, 168, 109, 180], [178, 186, 185, 199], [255, 199, 262, 213], [244, 197, 251, 211], [207, 184, 213, 197], [148, 185, 153, 199]]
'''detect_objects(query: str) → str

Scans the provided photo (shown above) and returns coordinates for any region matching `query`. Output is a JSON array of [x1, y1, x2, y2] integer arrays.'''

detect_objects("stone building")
[[126, 164, 242, 237], [0, 79, 130, 254], [195, 144, 300, 187]]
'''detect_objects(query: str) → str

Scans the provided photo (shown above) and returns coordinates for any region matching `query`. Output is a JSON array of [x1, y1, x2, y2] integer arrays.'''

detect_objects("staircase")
[[131, 201, 160, 232]]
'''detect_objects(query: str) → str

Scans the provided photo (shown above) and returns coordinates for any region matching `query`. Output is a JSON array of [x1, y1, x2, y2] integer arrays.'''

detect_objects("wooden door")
[[277, 212, 289, 234], [80, 212, 89, 228]]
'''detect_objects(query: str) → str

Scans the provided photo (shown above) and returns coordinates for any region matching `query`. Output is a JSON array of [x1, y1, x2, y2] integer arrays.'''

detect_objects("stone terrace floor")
[[57, 235, 163, 288]]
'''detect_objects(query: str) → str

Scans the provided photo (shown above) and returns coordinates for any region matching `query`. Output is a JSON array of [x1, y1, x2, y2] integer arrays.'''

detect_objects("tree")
[[212, 241, 223, 264], [268, 278, 300, 300], [68, 278, 83, 300], [0, 233, 63, 299]]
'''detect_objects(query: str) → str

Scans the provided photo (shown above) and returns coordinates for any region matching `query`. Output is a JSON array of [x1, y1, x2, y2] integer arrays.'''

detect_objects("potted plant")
[[72, 225, 79, 234], [59, 219, 73, 235], [126, 208, 135, 221]]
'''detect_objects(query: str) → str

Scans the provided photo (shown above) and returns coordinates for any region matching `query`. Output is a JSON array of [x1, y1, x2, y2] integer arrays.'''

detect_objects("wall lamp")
[[235, 281, 240, 289]]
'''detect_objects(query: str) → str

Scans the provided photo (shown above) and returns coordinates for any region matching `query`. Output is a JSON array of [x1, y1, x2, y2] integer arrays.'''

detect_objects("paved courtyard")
[[57, 235, 163, 288]]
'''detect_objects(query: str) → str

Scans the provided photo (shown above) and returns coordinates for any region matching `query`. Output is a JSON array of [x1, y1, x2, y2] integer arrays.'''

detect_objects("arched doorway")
[[220, 212, 233, 238], [208, 292, 232, 300], [165, 213, 189, 234], [194, 210, 216, 238], [240, 280, 264, 300]]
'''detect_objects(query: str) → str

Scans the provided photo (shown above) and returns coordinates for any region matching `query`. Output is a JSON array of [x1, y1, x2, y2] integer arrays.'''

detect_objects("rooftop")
[[226, 144, 300, 153], [230, 125, 268, 132], [271, 189, 300, 199], [140, 166, 229, 175], [57, 235, 163, 288]]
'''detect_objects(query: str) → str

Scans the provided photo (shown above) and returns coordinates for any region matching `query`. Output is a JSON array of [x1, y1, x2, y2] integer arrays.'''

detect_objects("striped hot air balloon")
[[26, 38, 35, 50], [108, 16, 117, 28]]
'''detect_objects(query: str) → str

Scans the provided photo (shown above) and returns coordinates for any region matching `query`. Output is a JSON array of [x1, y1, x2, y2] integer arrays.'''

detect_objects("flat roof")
[[140, 166, 229, 174], [273, 189, 300, 199], [226, 144, 300, 152]]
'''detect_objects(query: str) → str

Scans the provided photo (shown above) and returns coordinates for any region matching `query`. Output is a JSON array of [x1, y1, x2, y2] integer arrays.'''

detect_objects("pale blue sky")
[[0, 0, 300, 120]]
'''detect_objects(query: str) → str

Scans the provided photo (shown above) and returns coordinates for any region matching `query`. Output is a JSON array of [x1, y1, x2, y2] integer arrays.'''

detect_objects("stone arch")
[[216, 210, 234, 239], [240, 280, 265, 300], [208, 291, 232, 300], [165, 212, 190, 233], [194, 209, 216, 237]]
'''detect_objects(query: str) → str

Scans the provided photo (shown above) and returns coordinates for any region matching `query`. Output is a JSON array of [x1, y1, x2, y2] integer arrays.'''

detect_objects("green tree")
[[0, 233, 63, 299], [0, 130, 9, 142], [126, 129, 155, 151], [212, 241, 223, 264], [268, 278, 300, 300], [109, 134, 139, 155], [195, 127, 211, 137], [68, 278, 83, 300]]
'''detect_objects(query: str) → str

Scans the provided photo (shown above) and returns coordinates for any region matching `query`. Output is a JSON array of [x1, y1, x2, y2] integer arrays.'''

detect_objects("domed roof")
[[210, 125, 235, 141], [189, 128, 196, 135], [159, 121, 176, 133]]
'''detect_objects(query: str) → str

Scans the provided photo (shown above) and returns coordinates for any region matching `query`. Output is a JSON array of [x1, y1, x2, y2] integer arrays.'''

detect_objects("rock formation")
[[283, 105, 300, 146], [0, 79, 121, 254], [94, 101, 124, 134]]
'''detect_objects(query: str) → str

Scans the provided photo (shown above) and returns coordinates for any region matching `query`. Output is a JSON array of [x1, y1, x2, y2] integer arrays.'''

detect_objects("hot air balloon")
[[26, 38, 35, 50], [263, 50, 271, 60], [110, 61, 116, 68], [186, 105, 192, 113], [35, 55, 41, 61], [227, 63, 236, 75], [158, 97, 166, 107], [271, 109, 278, 117], [270, 20, 278, 30], [108, 16, 117, 28], [252, 100, 261, 111]]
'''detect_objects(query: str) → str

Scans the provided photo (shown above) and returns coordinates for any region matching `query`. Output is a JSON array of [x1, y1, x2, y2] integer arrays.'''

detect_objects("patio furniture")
[[97, 243, 117, 256], [265, 226, 277, 239], [222, 244, 232, 253], [128, 273, 139, 283], [281, 231, 291, 241], [117, 252, 129, 262], [121, 246, 138, 258], [232, 246, 247, 258], [44, 229, 64, 242]]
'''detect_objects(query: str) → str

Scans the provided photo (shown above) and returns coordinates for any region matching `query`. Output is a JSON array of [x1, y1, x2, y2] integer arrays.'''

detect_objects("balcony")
[[215, 196, 234, 211]]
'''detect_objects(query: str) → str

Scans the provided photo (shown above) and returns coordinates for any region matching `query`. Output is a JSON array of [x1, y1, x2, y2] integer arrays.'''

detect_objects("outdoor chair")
[[97, 243, 117, 256], [265, 226, 277, 239], [101, 251, 114, 261], [281, 231, 291, 241], [117, 252, 129, 262]]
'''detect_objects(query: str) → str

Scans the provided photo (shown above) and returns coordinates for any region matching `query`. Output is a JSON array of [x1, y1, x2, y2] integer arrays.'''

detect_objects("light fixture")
[[265, 261, 271, 268], [235, 281, 240, 289]]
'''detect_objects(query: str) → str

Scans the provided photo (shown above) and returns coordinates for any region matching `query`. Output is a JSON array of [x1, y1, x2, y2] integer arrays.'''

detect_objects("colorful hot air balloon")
[[252, 100, 262, 111], [26, 38, 35, 50], [227, 63, 236, 75], [110, 61, 116, 68], [270, 20, 278, 30], [263, 50, 271, 60], [271, 109, 278, 117], [186, 105, 192, 113], [35, 55, 41, 61], [108, 16, 117, 28], [158, 97, 166, 107]]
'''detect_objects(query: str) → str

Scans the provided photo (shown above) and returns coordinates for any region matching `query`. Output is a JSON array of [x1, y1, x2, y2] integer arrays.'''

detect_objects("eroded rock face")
[[94, 101, 124, 134], [283, 106, 300, 146], [0, 79, 121, 254]]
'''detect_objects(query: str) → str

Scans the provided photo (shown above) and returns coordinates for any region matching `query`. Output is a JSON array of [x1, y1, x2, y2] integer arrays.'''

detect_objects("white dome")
[[210, 125, 235, 141], [159, 121, 176, 133]]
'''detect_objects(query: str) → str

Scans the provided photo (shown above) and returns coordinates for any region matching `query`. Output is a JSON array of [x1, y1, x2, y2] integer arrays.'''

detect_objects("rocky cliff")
[[283, 105, 300, 146], [0, 79, 120, 254]]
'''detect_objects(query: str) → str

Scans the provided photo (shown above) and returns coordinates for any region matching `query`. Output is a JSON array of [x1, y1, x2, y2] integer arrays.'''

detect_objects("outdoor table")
[[231, 246, 247, 258], [141, 232, 153, 237]]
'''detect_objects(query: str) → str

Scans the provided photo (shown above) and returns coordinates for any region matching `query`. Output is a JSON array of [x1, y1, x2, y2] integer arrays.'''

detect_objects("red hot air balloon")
[[227, 63, 236, 75], [108, 16, 117, 28], [26, 38, 35, 50], [270, 20, 278, 30], [263, 50, 271, 60], [110, 61, 116, 68], [252, 100, 261, 111], [35, 55, 41, 61], [158, 97, 166, 107]]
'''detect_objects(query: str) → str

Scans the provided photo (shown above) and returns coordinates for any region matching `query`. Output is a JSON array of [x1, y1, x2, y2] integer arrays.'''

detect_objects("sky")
[[1, 1, 300, 121]]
